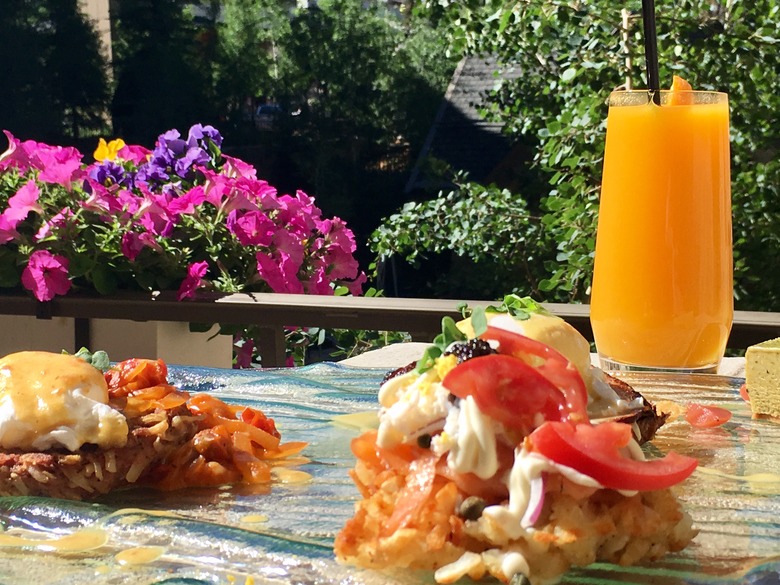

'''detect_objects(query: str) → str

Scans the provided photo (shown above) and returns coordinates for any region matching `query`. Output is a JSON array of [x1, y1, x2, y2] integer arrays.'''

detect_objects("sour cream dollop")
[[0, 351, 128, 451]]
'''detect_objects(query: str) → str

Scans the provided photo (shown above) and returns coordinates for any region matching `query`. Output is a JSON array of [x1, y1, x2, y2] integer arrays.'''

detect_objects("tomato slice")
[[443, 354, 577, 433], [685, 403, 732, 428], [528, 421, 698, 491], [480, 326, 589, 423]]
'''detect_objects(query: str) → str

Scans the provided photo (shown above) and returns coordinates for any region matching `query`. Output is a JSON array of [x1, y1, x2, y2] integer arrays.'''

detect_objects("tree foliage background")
[[372, 0, 780, 311], [1, 0, 455, 269], [0, 0, 111, 143], [3, 0, 780, 313]]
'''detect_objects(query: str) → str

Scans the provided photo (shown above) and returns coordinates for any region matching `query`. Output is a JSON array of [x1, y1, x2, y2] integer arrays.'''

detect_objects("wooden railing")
[[2, 291, 779, 367]]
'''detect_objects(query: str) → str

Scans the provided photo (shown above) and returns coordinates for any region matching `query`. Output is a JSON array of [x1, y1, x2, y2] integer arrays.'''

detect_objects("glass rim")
[[608, 89, 728, 106], [611, 88, 727, 96]]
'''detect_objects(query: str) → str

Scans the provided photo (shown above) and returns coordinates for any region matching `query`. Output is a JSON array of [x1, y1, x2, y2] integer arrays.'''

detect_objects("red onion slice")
[[521, 474, 546, 528]]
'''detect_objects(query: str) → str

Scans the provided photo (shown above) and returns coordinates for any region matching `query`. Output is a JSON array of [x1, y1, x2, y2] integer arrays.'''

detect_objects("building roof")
[[405, 55, 523, 194]]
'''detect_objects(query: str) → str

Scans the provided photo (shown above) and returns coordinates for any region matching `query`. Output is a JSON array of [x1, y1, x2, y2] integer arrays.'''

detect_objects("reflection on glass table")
[[0, 363, 778, 585]]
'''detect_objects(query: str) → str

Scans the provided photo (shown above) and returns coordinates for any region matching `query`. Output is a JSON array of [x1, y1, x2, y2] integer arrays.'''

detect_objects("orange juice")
[[590, 90, 733, 371]]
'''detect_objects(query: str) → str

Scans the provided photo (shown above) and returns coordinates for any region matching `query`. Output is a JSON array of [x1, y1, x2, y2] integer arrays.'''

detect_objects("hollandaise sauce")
[[0, 351, 128, 451]]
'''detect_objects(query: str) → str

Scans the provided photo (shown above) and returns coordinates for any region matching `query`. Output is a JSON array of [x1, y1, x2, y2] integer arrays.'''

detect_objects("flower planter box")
[[0, 316, 233, 368]]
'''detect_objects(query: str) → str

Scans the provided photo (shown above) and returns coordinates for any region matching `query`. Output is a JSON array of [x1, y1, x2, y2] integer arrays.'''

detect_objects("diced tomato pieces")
[[528, 421, 698, 491], [241, 406, 280, 438], [106, 358, 169, 397], [479, 326, 589, 423], [685, 403, 732, 428]]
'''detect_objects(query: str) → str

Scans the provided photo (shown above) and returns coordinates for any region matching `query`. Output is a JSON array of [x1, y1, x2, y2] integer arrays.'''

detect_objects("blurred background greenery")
[[3, 0, 779, 313]]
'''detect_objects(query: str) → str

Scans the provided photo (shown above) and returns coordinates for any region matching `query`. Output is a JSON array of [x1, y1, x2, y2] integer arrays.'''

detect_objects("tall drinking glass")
[[590, 89, 733, 373]]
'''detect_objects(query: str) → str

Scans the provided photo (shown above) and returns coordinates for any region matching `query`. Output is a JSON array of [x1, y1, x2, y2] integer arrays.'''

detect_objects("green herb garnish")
[[415, 316, 467, 374], [67, 347, 111, 372], [487, 294, 551, 320], [416, 296, 550, 374]]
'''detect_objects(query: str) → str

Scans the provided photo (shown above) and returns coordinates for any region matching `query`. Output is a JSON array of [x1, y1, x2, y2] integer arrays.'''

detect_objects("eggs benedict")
[[0, 351, 305, 500], [0, 351, 128, 452]]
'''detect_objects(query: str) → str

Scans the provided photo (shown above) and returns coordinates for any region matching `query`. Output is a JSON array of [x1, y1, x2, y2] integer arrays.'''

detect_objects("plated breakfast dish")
[[335, 297, 699, 585], [0, 355, 774, 585], [0, 350, 306, 500]]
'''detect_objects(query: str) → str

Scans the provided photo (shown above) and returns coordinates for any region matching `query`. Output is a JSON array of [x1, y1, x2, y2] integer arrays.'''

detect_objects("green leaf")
[[71, 347, 111, 372], [470, 306, 488, 336], [561, 67, 577, 82], [91, 264, 119, 295]]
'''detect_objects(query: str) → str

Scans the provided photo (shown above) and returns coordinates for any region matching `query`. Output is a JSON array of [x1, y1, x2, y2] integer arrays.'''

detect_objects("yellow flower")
[[93, 137, 126, 162]]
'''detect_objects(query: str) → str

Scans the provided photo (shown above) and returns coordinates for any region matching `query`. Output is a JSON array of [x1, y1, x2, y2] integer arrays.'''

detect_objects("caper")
[[458, 496, 486, 520], [416, 433, 432, 449]]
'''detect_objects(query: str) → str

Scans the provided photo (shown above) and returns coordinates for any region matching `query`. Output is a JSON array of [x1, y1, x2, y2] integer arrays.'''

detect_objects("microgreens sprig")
[[415, 316, 467, 374], [485, 294, 551, 320], [71, 347, 111, 372], [415, 295, 549, 374]]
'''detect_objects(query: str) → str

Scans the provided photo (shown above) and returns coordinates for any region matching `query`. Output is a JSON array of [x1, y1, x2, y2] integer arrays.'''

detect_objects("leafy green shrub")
[[388, 0, 780, 310]]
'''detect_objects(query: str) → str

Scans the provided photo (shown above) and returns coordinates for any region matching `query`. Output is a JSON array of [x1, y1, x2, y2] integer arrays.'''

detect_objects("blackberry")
[[381, 361, 417, 386], [443, 339, 496, 364]]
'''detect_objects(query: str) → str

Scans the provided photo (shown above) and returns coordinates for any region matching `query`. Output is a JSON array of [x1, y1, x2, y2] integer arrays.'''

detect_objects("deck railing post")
[[254, 325, 287, 368]]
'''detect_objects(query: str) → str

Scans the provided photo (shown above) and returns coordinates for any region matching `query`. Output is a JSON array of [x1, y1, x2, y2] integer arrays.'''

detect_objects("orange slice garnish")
[[668, 75, 693, 105]]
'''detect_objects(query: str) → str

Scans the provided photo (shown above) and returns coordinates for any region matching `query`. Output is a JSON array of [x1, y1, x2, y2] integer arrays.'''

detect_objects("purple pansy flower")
[[88, 160, 134, 188], [188, 124, 223, 149]]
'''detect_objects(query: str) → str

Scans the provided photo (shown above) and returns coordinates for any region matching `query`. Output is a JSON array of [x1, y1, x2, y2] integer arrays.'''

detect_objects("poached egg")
[[0, 351, 128, 452]]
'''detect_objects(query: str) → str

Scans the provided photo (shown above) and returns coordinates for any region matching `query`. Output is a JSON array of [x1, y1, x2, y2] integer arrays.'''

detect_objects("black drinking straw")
[[641, 0, 661, 103]]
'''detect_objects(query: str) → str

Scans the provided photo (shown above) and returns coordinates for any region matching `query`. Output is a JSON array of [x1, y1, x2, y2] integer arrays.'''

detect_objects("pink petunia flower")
[[0, 215, 19, 244], [121, 231, 161, 261], [226, 209, 275, 247], [4, 180, 43, 224], [272, 229, 306, 269], [116, 143, 151, 165], [21, 250, 71, 302], [0, 132, 40, 173], [233, 335, 255, 369], [167, 185, 207, 217], [256, 251, 304, 294], [137, 190, 177, 237], [35, 208, 74, 241], [221, 155, 258, 179], [325, 243, 361, 280], [35, 145, 84, 190], [0, 131, 21, 171], [276, 192, 318, 234], [345, 272, 367, 296], [305, 265, 335, 295], [177, 260, 209, 300]]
